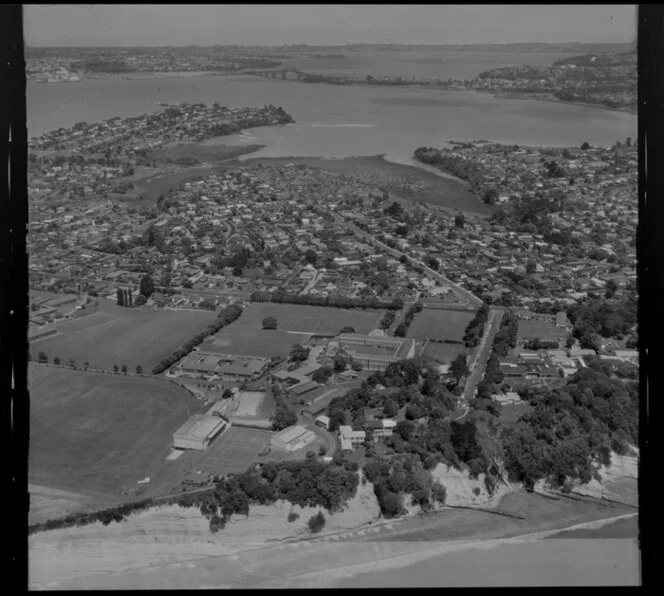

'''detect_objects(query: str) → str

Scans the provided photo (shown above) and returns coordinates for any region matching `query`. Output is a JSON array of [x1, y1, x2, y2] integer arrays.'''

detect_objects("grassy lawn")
[[421, 341, 467, 365], [407, 309, 476, 343], [31, 300, 217, 371], [238, 303, 385, 335], [499, 402, 534, 424], [200, 303, 385, 359], [29, 364, 201, 501], [202, 326, 300, 358]]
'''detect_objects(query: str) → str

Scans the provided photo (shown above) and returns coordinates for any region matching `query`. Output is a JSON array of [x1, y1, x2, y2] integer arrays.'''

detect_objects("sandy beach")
[[29, 454, 637, 589]]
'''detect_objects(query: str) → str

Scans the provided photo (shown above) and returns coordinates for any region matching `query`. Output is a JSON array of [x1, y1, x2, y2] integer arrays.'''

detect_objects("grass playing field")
[[421, 341, 467, 365], [202, 326, 301, 358], [31, 299, 217, 371], [407, 309, 476, 343], [202, 303, 385, 358], [193, 427, 272, 477], [237, 303, 385, 335], [29, 365, 202, 501]]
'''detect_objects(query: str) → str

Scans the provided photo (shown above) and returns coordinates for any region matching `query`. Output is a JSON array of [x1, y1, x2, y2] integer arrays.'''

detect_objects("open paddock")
[[407, 308, 477, 343], [192, 426, 272, 478], [29, 365, 202, 515], [32, 300, 216, 371], [238, 303, 385, 335], [421, 341, 467, 365]]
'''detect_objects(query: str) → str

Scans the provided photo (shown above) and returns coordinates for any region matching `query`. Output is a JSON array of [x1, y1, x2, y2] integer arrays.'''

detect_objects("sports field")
[[31, 300, 217, 371], [193, 427, 272, 477], [407, 309, 476, 343], [421, 341, 467, 365], [237, 303, 385, 335], [202, 326, 299, 358], [29, 365, 201, 501]]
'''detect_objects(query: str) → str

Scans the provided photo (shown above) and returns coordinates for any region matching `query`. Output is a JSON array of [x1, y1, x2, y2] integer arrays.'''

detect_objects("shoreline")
[[28, 494, 638, 589]]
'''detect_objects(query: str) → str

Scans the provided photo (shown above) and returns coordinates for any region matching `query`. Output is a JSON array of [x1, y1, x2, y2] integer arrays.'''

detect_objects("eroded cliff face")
[[429, 463, 514, 508], [534, 451, 638, 506]]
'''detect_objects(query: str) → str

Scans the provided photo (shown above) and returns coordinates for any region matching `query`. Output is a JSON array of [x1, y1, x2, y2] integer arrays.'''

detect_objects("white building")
[[173, 415, 227, 451], [339, 425, 366, 451]]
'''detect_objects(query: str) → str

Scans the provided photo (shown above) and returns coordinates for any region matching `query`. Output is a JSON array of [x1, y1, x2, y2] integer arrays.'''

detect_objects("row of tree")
[[151, 303, 243, 374], [394, 302, 423, 337], [463, 304, 490, 348], [270, 382, 297, 431], [250, 290, 403, 311]]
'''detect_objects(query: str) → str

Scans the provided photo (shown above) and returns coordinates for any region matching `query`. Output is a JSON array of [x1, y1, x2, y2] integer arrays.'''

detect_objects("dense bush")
[[501, 367, 638, 490]]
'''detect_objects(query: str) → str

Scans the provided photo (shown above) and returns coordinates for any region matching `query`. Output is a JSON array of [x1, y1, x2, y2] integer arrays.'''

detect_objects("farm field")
[[407, 308, 476, 343], [192, 427, 272, 478], [237, 303, 385, 335], [421, 341, 467, 365], [31, 299, 217, 371], [29, 364, 202, 513]]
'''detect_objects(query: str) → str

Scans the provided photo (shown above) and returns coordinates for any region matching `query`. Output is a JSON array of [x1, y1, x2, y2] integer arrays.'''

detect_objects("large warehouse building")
[[270, 425, 317, 452], [173, 414, 228, 451]]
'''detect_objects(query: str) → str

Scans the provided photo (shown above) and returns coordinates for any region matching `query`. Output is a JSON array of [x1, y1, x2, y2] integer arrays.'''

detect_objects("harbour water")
[[28, 70, 636, 165]]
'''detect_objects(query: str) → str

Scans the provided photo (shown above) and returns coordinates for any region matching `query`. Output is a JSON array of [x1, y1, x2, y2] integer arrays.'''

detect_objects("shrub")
[[307, 511, 326, 533], [287, 511, 300, 523]]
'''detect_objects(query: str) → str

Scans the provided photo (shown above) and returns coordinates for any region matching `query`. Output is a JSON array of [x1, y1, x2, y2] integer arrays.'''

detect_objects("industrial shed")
[[173, 414, 227, 451], [270, 425, 317, 452]]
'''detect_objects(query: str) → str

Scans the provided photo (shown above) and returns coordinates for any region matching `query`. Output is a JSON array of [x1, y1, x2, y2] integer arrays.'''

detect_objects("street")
[[462, 307, 504, 403]]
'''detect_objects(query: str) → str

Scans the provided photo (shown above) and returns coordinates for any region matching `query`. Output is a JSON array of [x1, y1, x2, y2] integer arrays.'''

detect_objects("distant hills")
[[26, 42, 634, 54]]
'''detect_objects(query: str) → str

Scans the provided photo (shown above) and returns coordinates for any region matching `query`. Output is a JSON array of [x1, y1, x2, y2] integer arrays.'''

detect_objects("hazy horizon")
[[24, 5, 636, 48]]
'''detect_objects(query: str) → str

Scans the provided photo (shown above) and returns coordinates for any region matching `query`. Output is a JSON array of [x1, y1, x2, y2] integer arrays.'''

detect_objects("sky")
[[24, 5, 637, 47]]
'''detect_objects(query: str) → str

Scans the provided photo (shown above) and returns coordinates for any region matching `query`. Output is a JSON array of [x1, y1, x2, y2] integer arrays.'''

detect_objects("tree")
[[222, 389, 233, 400], [483, 188, 498, 206], [121, 364, 128, 375], [526, 260, 537, 275], [304, 249, 318, 266], [581, 141, 590, 151], [340, 326, 356, 334], [318, 444, 328, 456], [112, 364, 119, 374], [351, 359, 363, 372], [312, 366, 333, 384], [333, 351, 349, 373], [307, 511, 326, 533], [84, 361, 90, 370], [262, 316, 278, 330], [53, 357, 61, 365], [68, 358, 75, 368], [38, 351, 48, 364], [328, 409, 347, 432], [271, 406, 297, 431], [139, 273, 155, 298], [116, 287, 124, 306], [454, 213, 465, 229], [450, 353, 469, 384], [134, 294, 147, 307], [290, 344, 310, 362], [135, 365, 143, 374]]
